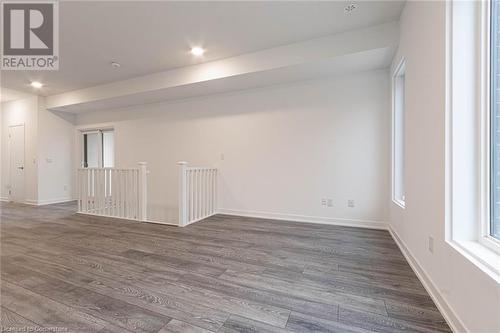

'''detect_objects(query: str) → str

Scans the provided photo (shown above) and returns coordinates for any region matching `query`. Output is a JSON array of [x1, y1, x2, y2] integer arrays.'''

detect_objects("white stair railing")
[[78, 162, 147, 221], [178, 161, 218, 226]]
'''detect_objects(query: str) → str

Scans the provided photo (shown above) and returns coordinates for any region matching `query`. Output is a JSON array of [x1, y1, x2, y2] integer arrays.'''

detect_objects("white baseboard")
[[388, 226, 468, 333], [183, 212, 217, 227], [144, 219, 178, 226], [217, 208, 388, 230], [24, 198, 75, 206], [76, 212, 179, 226]]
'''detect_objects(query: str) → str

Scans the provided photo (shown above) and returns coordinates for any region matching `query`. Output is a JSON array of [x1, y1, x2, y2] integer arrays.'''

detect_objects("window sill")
[[448, 239, 500, 283], [392, 198, 406, 209]]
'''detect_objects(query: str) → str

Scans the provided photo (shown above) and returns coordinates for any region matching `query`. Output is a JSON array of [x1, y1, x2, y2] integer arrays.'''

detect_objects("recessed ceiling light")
[[30, 81, 43, 89], [344, 3, 357, 13], [110, 61, 121, 68], [191, 47, 205, 56]]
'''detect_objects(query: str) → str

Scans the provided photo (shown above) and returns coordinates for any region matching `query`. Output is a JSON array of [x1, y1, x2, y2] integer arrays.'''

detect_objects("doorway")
[[81, 129, 114, 168], [8, 125, 25, 203]]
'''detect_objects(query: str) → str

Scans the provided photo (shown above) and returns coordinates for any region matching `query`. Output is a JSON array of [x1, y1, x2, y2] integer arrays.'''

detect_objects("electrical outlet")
[[220, 153, 225, 161], [348, 199, 355, 208], [327, 199, 333, 207], [428, 236, 434, 253], [64, 184, 68, 191], [321, 198, 327, 206]]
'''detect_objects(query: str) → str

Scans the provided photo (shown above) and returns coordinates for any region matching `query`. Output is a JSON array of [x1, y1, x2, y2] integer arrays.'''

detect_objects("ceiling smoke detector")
[[110, 61, 121, 68], [344, 3, 357, 13]]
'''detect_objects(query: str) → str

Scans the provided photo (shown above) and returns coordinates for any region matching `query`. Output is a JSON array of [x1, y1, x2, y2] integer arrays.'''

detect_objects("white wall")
[[390, 2, 500, 333], [0, 95, 75, 205], [75, 70, 390, 226], [1, 96, 39, 203], [37, 100, 75, 204]]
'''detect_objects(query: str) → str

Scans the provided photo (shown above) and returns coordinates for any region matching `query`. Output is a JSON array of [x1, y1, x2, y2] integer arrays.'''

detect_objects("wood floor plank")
[[1, 307, 43, 331], [3, 243, 290, 328], [260, 268, 435, 309], [0, 202, 451, 333], [180, 273, 336, 319], [2, 262, 172, 333], [338, 307, 451, 333], [2, 255, 229, 332], [385, 300, 451, 332], [286, 311, 377, 333], [218, 269, 389, 316], [157, 319, 214, 333], [219, 315, 290, 333], [1, 280, 112, 332]]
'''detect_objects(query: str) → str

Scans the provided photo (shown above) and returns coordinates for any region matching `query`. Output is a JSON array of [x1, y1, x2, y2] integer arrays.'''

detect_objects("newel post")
[[178, 161, 188, 227], [138, 162, 148, 222]]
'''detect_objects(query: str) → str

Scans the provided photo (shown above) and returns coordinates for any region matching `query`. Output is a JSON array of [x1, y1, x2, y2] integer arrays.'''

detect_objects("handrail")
[[178, 161, 218, 226], [77, 162, 147, 221]]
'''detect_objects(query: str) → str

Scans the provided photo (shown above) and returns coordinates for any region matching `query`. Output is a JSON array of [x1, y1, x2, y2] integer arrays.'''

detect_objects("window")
[[446, 0, 500, 279], [82, 129, 114, 168], [491, 0, 500, 241], [392, 59, 406, 208]]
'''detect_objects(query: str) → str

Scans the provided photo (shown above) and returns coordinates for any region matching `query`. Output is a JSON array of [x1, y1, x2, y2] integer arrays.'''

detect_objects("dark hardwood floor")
[[0, 202, 451, 333]]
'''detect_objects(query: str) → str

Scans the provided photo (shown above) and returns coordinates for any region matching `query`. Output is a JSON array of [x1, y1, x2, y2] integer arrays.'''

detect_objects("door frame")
[[76, 123, 114, 169], [8, 123, 26, 203], [81, 130, 102, 168]]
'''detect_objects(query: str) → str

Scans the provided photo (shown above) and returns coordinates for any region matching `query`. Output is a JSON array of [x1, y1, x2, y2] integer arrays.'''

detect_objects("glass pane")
[[103, 131, 115, 168], [491, 0, 500, 240], [393, 62, 405, 206], [83, 133, 99, 168]]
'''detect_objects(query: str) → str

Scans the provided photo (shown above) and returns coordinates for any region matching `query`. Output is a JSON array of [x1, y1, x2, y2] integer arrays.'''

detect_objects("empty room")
[[0, 1, 499, 332]]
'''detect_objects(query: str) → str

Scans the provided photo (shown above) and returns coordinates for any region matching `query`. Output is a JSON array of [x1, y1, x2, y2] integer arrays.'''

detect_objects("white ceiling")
[[54, 47, 394, 113], [1, 1, 405, 96], [0, 87, 31, 103]]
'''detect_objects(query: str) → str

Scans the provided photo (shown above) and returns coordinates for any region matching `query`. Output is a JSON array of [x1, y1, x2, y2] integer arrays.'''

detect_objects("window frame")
[[391, 57, 406, 209], [79, 127, 115, 169], [446, 0, 500, 280], [484, 0, 500, 251], [81, 130, 102, 168]]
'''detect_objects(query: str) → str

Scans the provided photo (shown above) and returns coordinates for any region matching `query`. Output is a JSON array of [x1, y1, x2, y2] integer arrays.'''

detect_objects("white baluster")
[[138, 162, 148, 221], [177, 161, 188, 226], [189, 170, 194, 222]]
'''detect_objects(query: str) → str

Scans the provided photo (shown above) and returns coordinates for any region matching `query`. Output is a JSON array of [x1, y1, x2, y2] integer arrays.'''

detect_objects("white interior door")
[[82, 131, 101, 168], [9, 125, 25, 202]]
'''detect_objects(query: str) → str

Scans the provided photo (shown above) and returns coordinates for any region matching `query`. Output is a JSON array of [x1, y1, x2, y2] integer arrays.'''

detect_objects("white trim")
[[449, 239, 500, 283], [444, 0, 453, 243], [217, 208, 388, 230], [388, 226, 468, 333], [184, 212, 217, 227], [76, 124, 115, 169], [445, 0, 500, 270], [8, 123, 26, 203], [391, 57, 406, 209], [80, 129, 104, 168], [75, 122, 115, 132], [479, 0, 500, 255], [76, 211, 138, 221], [24, 198, 75, 206], [392, 198, 405, 210], [76, 212, 178, 226], [0, 197, 9, 202], [142, 219, 178, 226]]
